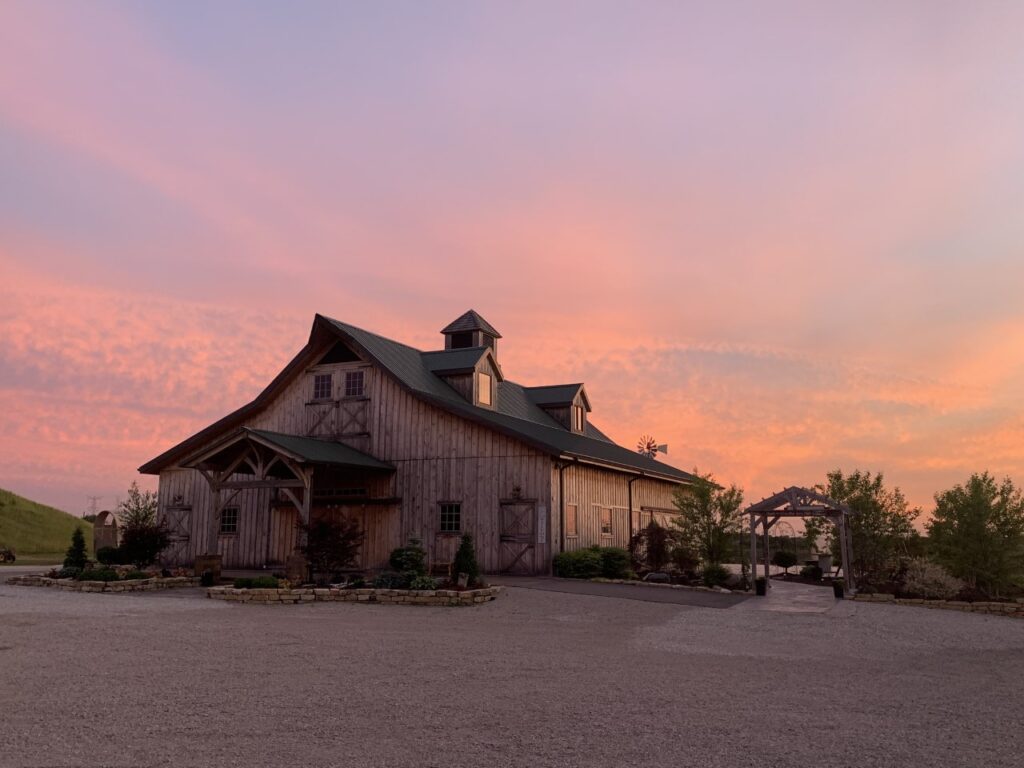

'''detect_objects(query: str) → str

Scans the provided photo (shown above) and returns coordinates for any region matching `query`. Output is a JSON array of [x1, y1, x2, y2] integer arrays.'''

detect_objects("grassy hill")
[[0, 488, 93, 562]]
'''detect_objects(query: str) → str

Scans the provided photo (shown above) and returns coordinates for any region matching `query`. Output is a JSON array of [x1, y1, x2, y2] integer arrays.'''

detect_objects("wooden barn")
[[139, 311, 697, 577]]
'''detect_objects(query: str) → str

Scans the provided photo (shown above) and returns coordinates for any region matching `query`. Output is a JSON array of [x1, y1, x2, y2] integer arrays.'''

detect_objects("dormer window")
[[572, 405, 585, 432], [313, 373, 332, 400], [478, 372, 492, 406]]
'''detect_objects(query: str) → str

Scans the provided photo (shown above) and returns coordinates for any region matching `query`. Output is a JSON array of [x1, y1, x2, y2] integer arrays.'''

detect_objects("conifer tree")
[[64, 526, 88, 569], [451, 533, 480, 586]]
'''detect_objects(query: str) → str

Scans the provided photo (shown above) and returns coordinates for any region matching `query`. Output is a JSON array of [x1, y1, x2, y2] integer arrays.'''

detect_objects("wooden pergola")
[[745, 486, 856, 593]]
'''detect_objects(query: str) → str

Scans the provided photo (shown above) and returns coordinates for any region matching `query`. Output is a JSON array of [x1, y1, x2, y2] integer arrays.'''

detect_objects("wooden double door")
[[499, 500, 537, 574]]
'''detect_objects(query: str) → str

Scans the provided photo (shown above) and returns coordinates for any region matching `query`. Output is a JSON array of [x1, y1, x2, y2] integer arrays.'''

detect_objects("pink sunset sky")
[[2, 1, 1023, 517]]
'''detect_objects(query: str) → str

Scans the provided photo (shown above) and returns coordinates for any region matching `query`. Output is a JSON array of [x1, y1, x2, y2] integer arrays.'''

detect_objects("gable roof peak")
[[440, 309, 501, 338]]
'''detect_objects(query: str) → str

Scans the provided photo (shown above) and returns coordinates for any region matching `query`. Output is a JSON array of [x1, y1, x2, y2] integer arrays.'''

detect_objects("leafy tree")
[[451, 533, 481, 586], [771, 549, 798, 574], [64, 527, 88, 569], [117, 482, 158, 528], [927, 473, 1024, 597], [298, 517, 365, 582], [671, 471, 744, 566], [818, 469, 919, 582]]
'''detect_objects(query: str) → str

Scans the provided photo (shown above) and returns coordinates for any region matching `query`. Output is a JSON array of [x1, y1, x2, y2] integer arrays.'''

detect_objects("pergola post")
[[762, 514, 770, 586], [748, 512, 757, 590]]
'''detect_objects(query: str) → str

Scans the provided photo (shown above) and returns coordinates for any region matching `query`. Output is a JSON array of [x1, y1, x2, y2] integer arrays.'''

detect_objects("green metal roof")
[[246, 429, 395, 471], [323, 317, 697, 484], [440, 309, 502, 338]]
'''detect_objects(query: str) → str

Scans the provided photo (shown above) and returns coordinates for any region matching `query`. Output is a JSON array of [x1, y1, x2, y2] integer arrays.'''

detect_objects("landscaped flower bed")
[[207, 585, 502, 605], [590, 577, 734, 594], [6, 574, 199, 592]]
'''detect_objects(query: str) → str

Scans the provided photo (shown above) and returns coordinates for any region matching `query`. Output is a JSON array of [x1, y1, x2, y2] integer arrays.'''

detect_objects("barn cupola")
[[440, 310, 501, 357]]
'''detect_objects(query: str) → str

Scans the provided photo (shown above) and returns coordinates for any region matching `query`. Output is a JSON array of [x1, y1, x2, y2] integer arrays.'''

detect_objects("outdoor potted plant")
[[755, 576, 767, 596], [832, 579, 845, 599]]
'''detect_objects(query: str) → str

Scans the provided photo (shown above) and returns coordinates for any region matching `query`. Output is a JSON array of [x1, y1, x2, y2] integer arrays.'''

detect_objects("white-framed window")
[[572, 405, 584, 432], [565, 503, 578, 537], [220, 507, 239, 535], [439, 502, 462, 533], [313, 373, 332, 400], [600, 507, 612, 537], [344, 370, 365, 397], [478, 372, 492, 406]]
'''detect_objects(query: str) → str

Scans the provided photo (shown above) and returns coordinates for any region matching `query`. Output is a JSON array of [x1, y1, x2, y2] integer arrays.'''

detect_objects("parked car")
[[0, 546, 16, 563]]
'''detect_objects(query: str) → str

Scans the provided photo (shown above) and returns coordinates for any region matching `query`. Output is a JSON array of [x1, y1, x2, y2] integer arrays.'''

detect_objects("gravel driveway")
[[1, 578, 1022, 768]]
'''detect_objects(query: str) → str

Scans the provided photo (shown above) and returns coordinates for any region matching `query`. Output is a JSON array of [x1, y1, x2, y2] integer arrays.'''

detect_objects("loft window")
[[450, 332, 474, 349], [220, 507, 239, 535], [313, 374, 332, 400], [478, 372, 492, 406], [565, 504, 578, 537], [344, 370, 365, 397], [439, 502, 462, 533], [600, 507, 612, 537], [572, 405, 584, 432]]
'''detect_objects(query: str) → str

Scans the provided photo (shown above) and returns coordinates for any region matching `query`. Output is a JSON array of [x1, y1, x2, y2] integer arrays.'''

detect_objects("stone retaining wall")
[[207, 585, 502, 606], [854, 592, 1024, 617], [7, 575, 199, 592]]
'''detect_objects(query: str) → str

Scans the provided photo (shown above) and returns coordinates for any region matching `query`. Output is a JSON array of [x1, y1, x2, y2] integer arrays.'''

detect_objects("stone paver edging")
[[207, 585, 502, 606], [854, 592, 1024, 617], [590, 577, 735, 594], [7, 575, 200, 592]]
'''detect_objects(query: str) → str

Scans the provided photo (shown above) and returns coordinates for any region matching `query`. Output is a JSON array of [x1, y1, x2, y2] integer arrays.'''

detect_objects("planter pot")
[[755, 579, 767, 596], [832, 581, 845, 599]]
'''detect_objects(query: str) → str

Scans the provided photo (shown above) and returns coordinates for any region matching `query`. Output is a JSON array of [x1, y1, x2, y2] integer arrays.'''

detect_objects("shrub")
[[233, 577, 254, 589], [389, 538, 427, 576], [451, 534, 481, 586], [64, 527, 89, 569], [901, 558, 964, 600], [629, 520, 676, 573], [771, 550, 798, 574], [96, 546, 126, 565], [702, 563, 730, 587], [297, 517, 365, 583], [55, 566, 81, 579], [552, 548, 603, 579], [122, 570, 151, 581], [800, 564, 823, 581], [76, 568, 120, 582], [670, 544, 700, 574], [119, 522, 171, 568], [598, 547, 632, 579], [373, 571, 410, 589], [409, 574, 438, 590]]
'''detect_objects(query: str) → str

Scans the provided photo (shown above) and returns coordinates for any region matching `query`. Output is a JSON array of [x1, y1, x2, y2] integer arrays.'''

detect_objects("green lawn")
[[0, 488, 92, 559]]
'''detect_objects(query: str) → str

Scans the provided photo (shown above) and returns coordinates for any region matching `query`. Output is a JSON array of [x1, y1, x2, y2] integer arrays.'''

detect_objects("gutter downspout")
[[628, 475, 641, 543], [557, 459, 571, 556]]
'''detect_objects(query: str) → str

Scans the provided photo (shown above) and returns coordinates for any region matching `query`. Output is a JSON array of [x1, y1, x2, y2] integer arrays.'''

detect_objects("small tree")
[[451, 533, 481, 586], [771, 550, 798, 575], [671, 471, 744, 566], [298, 517, 365, 583], [927, 472, 1024, 598], [629, 520, 675, 573], [117, 482, 158, 528], [64, 527, 88, 569], [119, 522, 171, 568]]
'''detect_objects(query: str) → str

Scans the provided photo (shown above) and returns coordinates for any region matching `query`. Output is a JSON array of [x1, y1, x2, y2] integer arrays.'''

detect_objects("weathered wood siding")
[[157, 351, 553, 573], [558, 464, 683, 552]]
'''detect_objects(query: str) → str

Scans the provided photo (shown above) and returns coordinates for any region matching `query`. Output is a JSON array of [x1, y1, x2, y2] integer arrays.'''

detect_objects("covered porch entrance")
[[182, 427, 396, 580]]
